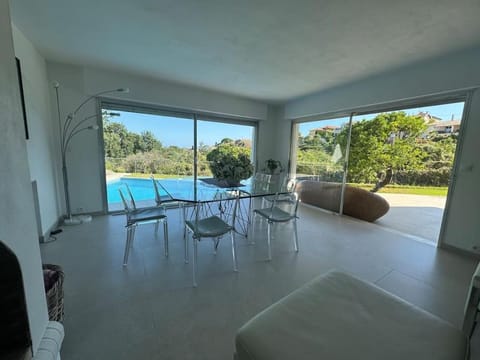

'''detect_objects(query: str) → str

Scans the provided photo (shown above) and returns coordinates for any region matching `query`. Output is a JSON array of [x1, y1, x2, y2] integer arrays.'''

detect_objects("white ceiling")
[[10, 0, 480, 103]]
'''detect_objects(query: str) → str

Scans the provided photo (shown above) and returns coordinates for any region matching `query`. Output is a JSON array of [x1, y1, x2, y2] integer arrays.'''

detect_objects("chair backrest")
[[270, 192, 300, 219], [118, 187, 131, 213], [252, 173, 272, 193], [279, 176, 297, 193], [286, 178, 297, 192], [193, 191, 240, 230], [124, 183, 137, 210], [151, 176, 175, 206], [151, 177, 163, 206], [118, 183, 137, 212]]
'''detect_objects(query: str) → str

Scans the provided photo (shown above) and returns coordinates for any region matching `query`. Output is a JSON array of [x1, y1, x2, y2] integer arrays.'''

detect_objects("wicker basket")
[[42, 264, 65, 322]]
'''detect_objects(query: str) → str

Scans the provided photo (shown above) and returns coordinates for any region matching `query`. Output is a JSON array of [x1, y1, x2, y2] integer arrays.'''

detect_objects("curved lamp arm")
[[63, 88, 128, 140], [63, 114, 98, 151], [72, 88, 129, 116], [62, 125, 99, 158], [53, 83, 128, 221], [62, 111, 119, 153]]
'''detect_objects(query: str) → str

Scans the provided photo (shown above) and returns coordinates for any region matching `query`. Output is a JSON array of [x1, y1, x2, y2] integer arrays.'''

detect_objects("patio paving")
[[375, 193, 447, 244]]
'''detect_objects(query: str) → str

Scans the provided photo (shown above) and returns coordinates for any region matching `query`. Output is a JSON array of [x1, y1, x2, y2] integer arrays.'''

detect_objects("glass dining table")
[[156, 177, 286, 237]]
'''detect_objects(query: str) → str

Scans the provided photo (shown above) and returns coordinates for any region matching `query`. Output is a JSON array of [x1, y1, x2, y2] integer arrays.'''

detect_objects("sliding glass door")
[[101, 108, 194, 211], [292, 117, 350, 212], [197, 118, 256, 178], [291, 99, 465, 244], [101, 102, 257, 212], [346, 102, 465, 243]]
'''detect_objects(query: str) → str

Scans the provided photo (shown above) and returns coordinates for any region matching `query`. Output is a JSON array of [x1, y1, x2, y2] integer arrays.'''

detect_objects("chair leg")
[[155, 219, 160, 235], [213, 237, 220, 254], [163, 220, 169, 257], [293, 219, 299, 252], [267, 221, 272, 261], [183, 206, 187, 241], [184, 226, 189, 264], [248, 212, 256, 245], [470, 309, 479, 338], [192, 236, 198, 287], [470, 318, 478, 338], [231, 231, 238, 272], [248, 197, 253, 226], [130, 225, 136, 248], [123, 226, 132, 266]]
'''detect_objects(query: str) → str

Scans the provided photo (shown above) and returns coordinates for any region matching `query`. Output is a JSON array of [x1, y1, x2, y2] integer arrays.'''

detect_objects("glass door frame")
[[97, 98, 259, 214], [290, 90, 471, 228]]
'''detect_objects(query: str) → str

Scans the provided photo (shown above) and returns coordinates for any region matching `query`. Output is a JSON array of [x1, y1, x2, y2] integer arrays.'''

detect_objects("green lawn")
[[353, 184, 448, 196]]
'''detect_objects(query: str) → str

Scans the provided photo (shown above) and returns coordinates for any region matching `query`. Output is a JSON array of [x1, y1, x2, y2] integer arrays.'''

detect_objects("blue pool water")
[[107, 177, 192, 204]]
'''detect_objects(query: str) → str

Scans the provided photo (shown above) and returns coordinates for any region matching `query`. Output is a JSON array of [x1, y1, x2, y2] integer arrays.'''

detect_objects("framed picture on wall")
[[15, 57, 29, 140]]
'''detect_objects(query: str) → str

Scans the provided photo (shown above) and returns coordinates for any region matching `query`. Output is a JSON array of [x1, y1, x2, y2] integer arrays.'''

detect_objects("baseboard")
[[39, 216, 62, 243], [439, 243, 480, 259]]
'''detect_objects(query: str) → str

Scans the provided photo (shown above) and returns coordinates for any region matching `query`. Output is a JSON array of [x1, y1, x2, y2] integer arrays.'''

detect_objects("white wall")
[[286, 47, 480, 120], [46, 61, 271, 214], [0, 0, 48, 352], [12, 25, 60, 238], [442, 90, 480, 253], [284, 46, 480, 254]]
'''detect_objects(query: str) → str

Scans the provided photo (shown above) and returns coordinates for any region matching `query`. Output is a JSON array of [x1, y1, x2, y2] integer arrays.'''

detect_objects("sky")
[[298, 101, 465, 137], [103, 110, 254, 148], [103, 101, 464, 146]]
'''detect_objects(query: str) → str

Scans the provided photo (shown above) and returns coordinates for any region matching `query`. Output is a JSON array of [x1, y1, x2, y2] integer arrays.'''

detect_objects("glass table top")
[[157, 177, 284, 203]]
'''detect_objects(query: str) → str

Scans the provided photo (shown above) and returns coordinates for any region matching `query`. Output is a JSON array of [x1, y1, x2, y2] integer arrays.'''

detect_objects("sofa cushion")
[[235, 271, 467, 360]]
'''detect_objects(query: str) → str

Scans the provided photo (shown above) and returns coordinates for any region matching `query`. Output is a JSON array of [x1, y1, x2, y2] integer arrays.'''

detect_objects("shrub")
[[206, 143, 253, 182], [394, 168, 451, 186]]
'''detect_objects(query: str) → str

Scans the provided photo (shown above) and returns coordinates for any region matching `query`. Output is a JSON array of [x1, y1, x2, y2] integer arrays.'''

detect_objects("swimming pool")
[[107, 177, 255, 208], [107, 177, 192, 204]]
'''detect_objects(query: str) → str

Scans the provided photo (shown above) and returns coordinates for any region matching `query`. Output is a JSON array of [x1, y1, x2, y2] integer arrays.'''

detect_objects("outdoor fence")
[[106, 157, 213, 177], [296, 161, 451, 187]]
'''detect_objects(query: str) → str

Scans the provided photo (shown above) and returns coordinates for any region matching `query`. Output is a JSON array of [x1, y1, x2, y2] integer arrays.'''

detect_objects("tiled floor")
[[41, 202, 478, 359]]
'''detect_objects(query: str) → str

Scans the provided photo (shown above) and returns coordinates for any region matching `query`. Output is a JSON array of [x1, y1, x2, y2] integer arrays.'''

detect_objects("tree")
[[103, 119, 134, 157], [337, 112, 427, 191], [136, 131, 162, 153], [206, 142, 253, 182], [103, 117, 163, 157], [296, 128, 343, 179]]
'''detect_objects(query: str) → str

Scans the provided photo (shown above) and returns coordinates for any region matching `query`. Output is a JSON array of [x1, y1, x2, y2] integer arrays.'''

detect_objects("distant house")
[[417, 112, 461, 137], [308, 125, 341, 137], [429, 120, 461, 134], [417, 111, 443, 124]]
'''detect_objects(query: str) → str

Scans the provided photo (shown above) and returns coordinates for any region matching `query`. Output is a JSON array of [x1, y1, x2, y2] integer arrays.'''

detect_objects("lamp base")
[[63, 215, 93, 226]]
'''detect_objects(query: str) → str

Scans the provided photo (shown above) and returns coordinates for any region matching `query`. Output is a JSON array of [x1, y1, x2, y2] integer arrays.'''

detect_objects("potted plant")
[[206, 142, 254, 186], [264, 159, 283, 175]]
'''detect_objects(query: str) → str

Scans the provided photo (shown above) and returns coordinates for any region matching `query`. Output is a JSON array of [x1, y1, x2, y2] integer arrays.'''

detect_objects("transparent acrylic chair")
[[262, 177, 297, 207], [253, 192, 300, 261], [184, 192, 240, 287], [246, 172, 272, 230], [118, 184, 169, 266], [252, 172, 272, 193], [151, 176, 177, 207]]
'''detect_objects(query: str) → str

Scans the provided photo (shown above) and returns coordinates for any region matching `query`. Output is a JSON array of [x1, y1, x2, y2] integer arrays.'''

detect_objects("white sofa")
[[235, 270, 473, 360]]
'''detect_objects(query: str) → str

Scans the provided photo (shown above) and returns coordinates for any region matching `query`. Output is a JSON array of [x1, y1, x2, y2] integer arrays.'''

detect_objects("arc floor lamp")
[[53, 82, 129, 225]]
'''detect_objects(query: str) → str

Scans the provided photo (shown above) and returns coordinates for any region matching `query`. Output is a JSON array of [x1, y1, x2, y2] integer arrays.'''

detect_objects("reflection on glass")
[[102, 109, 194, 211], [295, 118, 349, 212], [197, 120, 255, 180]]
